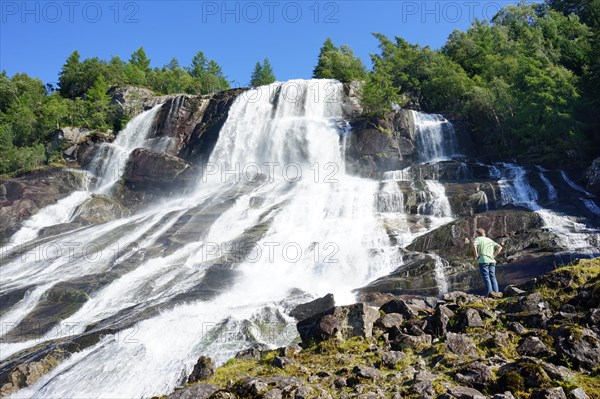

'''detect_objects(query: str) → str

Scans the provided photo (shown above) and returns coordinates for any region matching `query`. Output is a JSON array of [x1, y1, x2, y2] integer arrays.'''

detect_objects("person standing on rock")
[[473, 228, 503, 298]]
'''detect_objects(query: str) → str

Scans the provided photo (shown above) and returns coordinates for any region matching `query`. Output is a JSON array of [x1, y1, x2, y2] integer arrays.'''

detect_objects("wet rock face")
[[71, 194, 127, 225], [345, 110, 415, 178], [0, 167, 85, 244], [122, 148, 195, 192], [177, 89, 247, 164], [148, 95, 211, 156]]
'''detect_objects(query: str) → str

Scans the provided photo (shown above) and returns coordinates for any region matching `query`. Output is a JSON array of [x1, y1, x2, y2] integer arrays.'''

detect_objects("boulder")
[[166, 383, 219, 399], [445, 333, 478, 357], [454, 362, 493, 391], [427, 304, 455, 336], [122, 148, 195, 192], [352, 365, 381, 379], [271, 356, 292, 369], [517, 336, 554, 358], [187, 356, 215, 383], [234, 343, 270, 361], [391, 332, 433, 352], [551, 326, 600, 372], [381, 351, 404, 368], [568, 387, 591, 399], [289, 294, 335, 321], [461, 308, 484, 329], [446, 385, 486, 399], [297, 303, 380, 343], [71, 194, 127, 225], [379, 298, 420, 319], [375, 313, 404, 330], [530, 387, 567, 399], [503, 292, 553, 327]]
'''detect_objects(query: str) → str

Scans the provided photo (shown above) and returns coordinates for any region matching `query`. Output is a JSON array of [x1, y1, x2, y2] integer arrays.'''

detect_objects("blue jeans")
[[479, 263, 499, 296]]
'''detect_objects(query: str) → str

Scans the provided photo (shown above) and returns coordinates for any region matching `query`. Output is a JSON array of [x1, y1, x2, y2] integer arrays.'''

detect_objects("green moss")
[[498, 371, 525, 396]]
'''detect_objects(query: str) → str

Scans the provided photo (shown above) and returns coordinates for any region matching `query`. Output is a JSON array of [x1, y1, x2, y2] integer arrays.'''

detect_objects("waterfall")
[[497, 163, 539, 209], [411, 110, 459, 162], [383, 167, 412, 182], [7, 107, 163, 246], [496, 164, 600, 260], [582, 198, 600, 216], [377, 181, 404, 213], [560, 170, 591, 195], [417, 180, 452, 218], [536, 166, 558, 203], [431, 254, 449, 295], [89, 105, 163, 192], [2, 80, 403, 398]]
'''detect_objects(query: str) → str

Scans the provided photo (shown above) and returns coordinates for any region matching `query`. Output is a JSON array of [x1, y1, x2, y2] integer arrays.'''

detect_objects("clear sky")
[[1, 1, 526, 87]]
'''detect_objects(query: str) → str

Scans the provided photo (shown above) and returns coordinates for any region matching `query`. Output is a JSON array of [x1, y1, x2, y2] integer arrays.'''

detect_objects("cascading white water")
[[3, 80, 404, 398], [582, 198, 600, 216], [560, 170, 591, 195], [537, 171, 558, 203], [431, 254, 449, 295], [89, 105, 163, 192], [411, 110, 459, 162], [418, 180, 452, 218], [496, 163, 600, 258], [497, 163, 539, 208], [377, 181, 404, 213], [7, 107, 163, 246]]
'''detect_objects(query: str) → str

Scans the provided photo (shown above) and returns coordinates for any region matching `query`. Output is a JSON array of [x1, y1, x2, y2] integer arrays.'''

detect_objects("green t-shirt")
[[473, 236, 500, 264]]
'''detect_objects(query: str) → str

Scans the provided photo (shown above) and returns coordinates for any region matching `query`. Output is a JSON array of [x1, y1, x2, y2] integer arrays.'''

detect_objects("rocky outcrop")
[[297, 303, 380, 343], [289, 293, 335, 321], [585, 157, 600, 195], [188, 356, 216, 383], [110, 86, 175, 119], [71, 194, 128, 225], [112, 148, 195, 211], [121, 148, 195, 192], [358, 210, 562, 296], [0, 167, 85, 244], [177, 89, 246, 164], [345, 110, 415, 178]]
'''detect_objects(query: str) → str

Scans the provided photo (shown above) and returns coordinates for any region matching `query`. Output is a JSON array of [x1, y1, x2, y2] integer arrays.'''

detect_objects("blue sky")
[[1, 1, 526, 87]]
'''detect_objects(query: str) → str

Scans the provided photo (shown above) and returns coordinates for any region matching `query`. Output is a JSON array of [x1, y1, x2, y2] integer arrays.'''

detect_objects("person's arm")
[[473, 244, 479, 260], [493, 244, 502, 258]]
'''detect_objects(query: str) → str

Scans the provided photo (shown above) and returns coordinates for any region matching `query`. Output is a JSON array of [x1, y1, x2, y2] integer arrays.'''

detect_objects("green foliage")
[[363, 1, 597, 162], [313, 38, 367, 83], [186, 51, 230, 94], [250, 58, 276, 87], [360, 72, 400, 116]]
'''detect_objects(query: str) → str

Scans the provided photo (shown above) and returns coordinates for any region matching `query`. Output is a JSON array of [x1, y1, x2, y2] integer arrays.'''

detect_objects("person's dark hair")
[[476, 228, 486, 236]]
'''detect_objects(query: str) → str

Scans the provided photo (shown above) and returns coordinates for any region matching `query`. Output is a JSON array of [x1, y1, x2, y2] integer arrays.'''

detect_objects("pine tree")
[[59, 50, 83, 98], [250, 58, 276, 87], [129, 47, 151, 75]]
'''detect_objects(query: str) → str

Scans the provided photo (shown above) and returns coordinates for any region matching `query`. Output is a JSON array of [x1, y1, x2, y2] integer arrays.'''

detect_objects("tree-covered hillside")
[[1, 1, 599, 176]]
